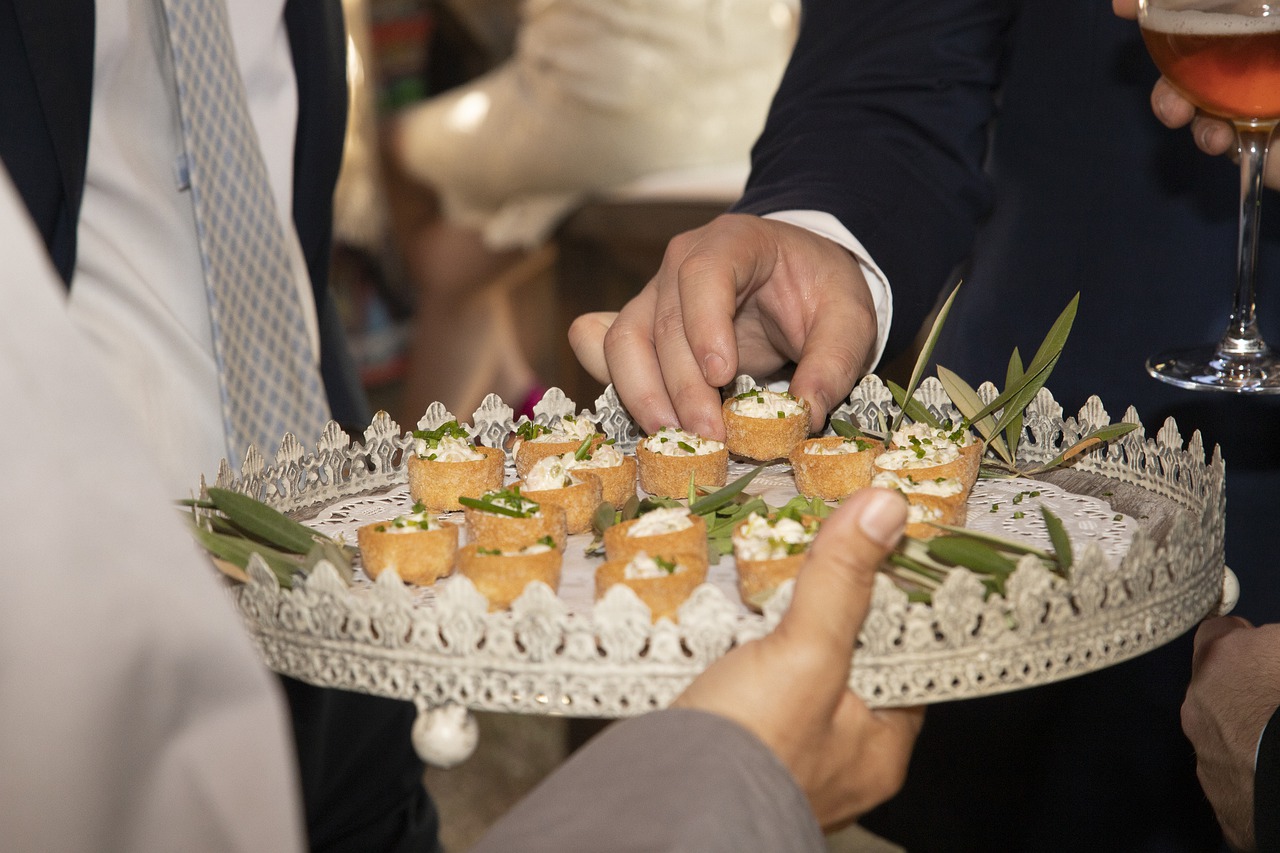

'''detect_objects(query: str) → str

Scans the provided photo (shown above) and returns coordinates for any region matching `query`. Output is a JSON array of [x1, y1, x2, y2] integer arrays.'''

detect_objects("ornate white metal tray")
[[212, 376, 1228, 766]]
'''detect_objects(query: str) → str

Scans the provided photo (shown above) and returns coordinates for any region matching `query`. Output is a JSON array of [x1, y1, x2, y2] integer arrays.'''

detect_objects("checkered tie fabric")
[[160, 0, 331, 462]]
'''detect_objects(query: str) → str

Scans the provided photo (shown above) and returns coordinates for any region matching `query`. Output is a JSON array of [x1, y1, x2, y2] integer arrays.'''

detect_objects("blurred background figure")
[[385, 0, 799, 420]]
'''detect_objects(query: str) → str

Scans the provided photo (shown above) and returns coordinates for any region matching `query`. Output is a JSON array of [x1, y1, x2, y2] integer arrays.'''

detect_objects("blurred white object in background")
[[393, 0, 799, 249]]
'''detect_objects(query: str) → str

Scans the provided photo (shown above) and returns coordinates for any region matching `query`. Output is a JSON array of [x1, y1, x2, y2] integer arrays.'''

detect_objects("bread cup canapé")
[[562, 440, 637, 507], [515, 452, 604, 535], [513, 415, 605, 478], [790, 435, 884, 500], [722, 388, 811, 462], [870, 470, 969, 539], [885, 423, 982, 490], [407, 419, 504, 511], [356, 501, 460, 585], [731, 510, 822, 611], [603, 506, 708, 567], [457, 537, 563, 610], [460, 486, 568, 552], [594, 550, 708, 622], [635, 427, 727, 498]]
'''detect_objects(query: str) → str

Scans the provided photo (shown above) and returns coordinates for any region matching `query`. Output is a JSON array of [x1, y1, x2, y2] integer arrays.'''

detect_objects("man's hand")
[[1113, 0, 1280, 190], [1182, 617, 1280, 850], [568, 214, 879, 440], [674, 489, 922, 829]]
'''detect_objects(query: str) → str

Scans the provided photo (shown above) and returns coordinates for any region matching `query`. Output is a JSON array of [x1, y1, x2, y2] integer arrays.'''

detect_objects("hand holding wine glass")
[[1137, 0, 1280, 391]]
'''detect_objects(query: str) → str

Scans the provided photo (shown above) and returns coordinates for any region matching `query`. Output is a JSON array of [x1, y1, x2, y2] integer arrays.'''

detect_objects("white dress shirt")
[[0, 164, 305, 853], [70, 0, 322, 496]]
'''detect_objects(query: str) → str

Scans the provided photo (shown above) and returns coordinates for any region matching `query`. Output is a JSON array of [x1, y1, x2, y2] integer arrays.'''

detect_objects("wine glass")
[[1139, 0, 1280, 392]]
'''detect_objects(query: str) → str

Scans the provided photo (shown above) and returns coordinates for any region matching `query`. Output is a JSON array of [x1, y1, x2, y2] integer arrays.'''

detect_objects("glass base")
[[1146, 344, 1280, 394]]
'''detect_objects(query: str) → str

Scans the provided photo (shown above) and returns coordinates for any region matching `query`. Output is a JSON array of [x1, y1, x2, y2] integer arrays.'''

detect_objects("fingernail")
[[1154, 91, 1171, 122], [859, 490, 907, 547], [808, 392, 828, 425], [704, 353, 727, 384]]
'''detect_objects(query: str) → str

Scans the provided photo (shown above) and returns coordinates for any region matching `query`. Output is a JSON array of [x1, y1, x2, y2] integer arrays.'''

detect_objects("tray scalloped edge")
[[215, 376, 1226, 755]]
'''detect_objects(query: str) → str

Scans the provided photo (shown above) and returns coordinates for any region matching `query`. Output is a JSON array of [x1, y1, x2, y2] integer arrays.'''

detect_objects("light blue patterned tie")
[[160, 0, 331, 462]]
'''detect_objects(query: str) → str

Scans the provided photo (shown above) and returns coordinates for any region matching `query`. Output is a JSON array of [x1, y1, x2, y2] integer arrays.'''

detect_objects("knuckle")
[[652, 306, 689, 343], [602, 317, 642, 354]]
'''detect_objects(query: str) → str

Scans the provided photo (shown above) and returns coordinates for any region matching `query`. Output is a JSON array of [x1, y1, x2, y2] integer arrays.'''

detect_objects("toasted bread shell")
[[635, 442, 728, 498], [722, 398, 811, 462], [577, 455, 638, 507], [356, 520, 459, 585], [463, 503, 568, 552], [594, 554, 708, 622], [736, 552, 805, 613], [407, 446, 505, 512], [515, 434, 605, 478], [888, 435, 982, 491], [603, 513, 709, 566], [873, 448, 970, 487], [457, 543, 563, 611], [789, 436, 884, 500], [903, 493, 968, 540], [516, 473, 603, 535]]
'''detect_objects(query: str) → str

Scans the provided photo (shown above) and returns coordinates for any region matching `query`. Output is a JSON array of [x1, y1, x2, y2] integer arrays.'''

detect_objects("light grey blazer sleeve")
[[473, 708, 825, 853]]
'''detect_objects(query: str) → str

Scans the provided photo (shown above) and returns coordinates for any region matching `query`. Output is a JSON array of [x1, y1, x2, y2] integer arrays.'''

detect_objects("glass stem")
[[1223, 123, 1277, 358]]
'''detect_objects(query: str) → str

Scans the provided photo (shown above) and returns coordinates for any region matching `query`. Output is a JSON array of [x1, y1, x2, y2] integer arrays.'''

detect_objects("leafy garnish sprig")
[[179, 487, 354, 589], [515, 421, 551, 442], [883, 506, 1071, 603], [840, 286, 1137, 477], [588, 466, 770, 561], [458, 486, 541, 518], [412, 419, 470, 449]]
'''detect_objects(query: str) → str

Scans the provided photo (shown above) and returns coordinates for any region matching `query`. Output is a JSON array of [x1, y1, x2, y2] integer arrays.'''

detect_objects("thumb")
[[775, 488, 907, 661]]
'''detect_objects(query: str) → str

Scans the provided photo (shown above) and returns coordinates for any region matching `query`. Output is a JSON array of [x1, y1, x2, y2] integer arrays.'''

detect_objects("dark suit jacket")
[[1259, 706, 1280, 851], [738, 1, 1280, 849], [0, 4, 437, 851], [0, 0, 368, 431]]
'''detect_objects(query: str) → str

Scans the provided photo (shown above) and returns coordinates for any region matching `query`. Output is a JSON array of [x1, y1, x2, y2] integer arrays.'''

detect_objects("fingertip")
[[702, 351, 733, 387], [1112, 0, 1137, 20], [791, 388, 829, 434], [844, 487, 909, 550], [1152, 80, 1195, 128], [679, 397, 728, 442], [782, 488, 906, 650]]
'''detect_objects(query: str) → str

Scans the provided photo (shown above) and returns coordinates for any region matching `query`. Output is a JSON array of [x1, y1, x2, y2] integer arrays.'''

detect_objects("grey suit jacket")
[[475, 709, 825, 853]]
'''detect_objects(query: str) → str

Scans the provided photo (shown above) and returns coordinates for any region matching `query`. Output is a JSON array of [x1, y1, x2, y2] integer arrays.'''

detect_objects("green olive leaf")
[[892, 281, 962, 432], [593, 501, 618, 535], [1026, 423, 1141, 474], [1002, 348, 1026, 455], [935, 366, 1012, 463], [688, 466, 764, 516], [886, 380, 944, 430], [1041, 505, 1074, 575], [830, 418, 862, 439], [206, 487, 321, 554], [186, 520, 304, 589], [925, 536, 1019, 577]]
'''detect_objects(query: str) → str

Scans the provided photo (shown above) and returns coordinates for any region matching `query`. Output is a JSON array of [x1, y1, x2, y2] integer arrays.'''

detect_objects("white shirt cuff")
[[763, 209, 893, 370]]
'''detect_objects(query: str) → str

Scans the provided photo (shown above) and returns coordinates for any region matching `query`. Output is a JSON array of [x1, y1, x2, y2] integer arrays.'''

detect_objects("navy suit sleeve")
[[734, 0, 1016, 361], [1256, 705, 1280, 851]]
